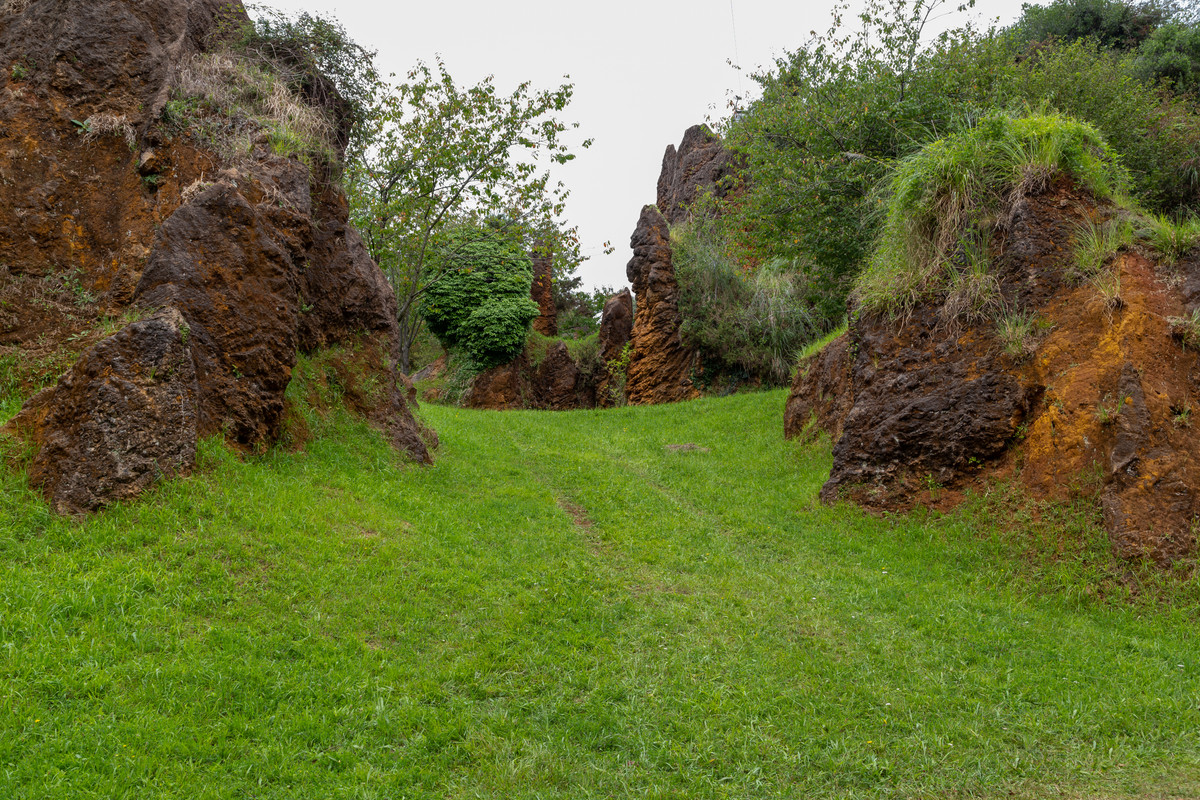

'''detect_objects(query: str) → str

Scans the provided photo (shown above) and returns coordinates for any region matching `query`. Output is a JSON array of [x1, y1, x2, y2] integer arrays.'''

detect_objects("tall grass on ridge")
[[855, 112, 1128, 321]]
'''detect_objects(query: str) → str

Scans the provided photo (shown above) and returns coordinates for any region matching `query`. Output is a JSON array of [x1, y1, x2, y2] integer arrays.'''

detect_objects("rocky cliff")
[[786, 178, 1200, 565], [0, 0, 434, 514], [622, 125, 738, 405]]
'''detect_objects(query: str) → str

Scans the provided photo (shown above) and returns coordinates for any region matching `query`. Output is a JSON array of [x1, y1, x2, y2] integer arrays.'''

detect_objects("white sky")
[[256, 0, 1031, 291]]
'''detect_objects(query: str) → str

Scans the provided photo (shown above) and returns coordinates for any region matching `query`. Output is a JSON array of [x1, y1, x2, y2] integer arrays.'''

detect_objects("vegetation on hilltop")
[[670, 0, 1200, 369], [854, 111, 1126, 319]]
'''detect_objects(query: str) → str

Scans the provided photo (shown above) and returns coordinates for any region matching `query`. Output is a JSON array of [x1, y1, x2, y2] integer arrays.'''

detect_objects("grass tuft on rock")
[[855, 112, 1128, 320]]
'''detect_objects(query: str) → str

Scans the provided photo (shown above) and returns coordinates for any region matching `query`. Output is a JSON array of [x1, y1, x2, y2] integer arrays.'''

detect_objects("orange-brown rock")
[[463, 343, 598, 411], [0, 0, 434, 512], [531, 243, 557, 336], [624, 205, 698, 405], [786, 179, 1200, 564], [783, 334, 853, 444], [657, 124, 739, 225]]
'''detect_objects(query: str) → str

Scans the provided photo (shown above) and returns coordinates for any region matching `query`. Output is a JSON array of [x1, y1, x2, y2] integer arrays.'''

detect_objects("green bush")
[[1008, 0, 1172, 51], [673, 217, 821, 385], [855, 112, 1126, 319], [1136, 21, 1200, 94], [717, 1, 1200, 336], [419, 230, 539, 369]]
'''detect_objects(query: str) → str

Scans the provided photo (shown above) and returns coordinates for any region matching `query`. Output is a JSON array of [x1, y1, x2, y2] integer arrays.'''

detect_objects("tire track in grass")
[[492, 409, 730, 601]]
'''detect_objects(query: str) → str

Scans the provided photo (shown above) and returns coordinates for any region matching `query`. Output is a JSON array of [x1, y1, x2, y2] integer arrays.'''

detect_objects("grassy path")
[[1, 390, 1198, 798]]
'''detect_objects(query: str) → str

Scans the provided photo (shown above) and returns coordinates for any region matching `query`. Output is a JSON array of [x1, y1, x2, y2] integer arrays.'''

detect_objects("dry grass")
[[180, 177, 215, 205], [1, 0, 30, 14], [82, 113, 135, 149], [169, 52, 335, 166]]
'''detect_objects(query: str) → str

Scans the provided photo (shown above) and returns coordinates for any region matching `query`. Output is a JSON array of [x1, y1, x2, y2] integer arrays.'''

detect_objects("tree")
[[346, 58, 590, 372], [419, 226, 539, 368], [721, 0, 981, 325]]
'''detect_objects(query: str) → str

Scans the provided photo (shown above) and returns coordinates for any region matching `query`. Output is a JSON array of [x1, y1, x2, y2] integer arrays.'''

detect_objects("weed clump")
[[1143, 213, 1200, 266], [855, 112, 1128, 321], [166, 52, 337, 169]]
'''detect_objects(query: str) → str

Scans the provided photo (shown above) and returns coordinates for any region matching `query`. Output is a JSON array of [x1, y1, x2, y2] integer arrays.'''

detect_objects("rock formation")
[[624, 205, 699, 405], [598, 288, 633, 363], [786, 179, 1200, 564], [462, 344, 598, 411], [621, 125, 741, 405], [531, 243, 557, 336], [0, 0, 434, 514], [657, 124, 739, 225]]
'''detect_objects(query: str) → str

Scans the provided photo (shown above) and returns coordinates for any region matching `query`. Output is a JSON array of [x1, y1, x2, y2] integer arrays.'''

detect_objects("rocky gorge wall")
[[786, 179, 1200, 564], [0, 0, 434, 513]]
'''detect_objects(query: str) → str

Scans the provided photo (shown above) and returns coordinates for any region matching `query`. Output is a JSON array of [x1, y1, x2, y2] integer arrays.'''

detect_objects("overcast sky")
[[256, 0, 1032, 291]]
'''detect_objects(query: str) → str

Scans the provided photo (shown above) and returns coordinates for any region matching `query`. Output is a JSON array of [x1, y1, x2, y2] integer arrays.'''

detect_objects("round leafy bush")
[[419, 232, 539, 368]]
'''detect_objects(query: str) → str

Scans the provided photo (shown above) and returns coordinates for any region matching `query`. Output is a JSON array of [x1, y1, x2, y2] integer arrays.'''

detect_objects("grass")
[[855, 112, 1127, 320], [1168, 308, 1200, 350], [1, 391, 1198, 798], [1142, 213, 1200, 266], [526, 330, 601, 370], [165, 52, 337, 170], [995, 309, 1042, 361], [795, 320, 848, 364], [1072, 218, 1134, 280]]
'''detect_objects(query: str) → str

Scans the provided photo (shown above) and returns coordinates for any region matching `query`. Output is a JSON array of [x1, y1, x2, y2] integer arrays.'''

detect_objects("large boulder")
[[787, 180, 1200, 564], [0, 0, 434, 513], [9, 308, 198, 514]]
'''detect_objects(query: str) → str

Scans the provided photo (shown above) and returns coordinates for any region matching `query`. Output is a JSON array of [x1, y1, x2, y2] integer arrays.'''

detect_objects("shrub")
[[673, 217, 822, 385], [419, 229, 539, 369], [1136, 21, 1200, 94], [232, 5, 381, 161], [1008, 0, 1173, 51], [854, 111, 1127, 319]]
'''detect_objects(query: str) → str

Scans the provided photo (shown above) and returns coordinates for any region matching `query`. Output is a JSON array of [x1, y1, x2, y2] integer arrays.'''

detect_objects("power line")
[[729, 0, 744, 107]]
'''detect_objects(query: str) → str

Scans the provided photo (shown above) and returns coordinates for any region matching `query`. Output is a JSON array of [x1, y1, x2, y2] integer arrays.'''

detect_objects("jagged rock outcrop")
[[598, 288, 633, 363], [531, 243, 557, 336], [622, 125, 742, 405], [462, 344, 598, 411], [786, 179, 1200, 564], [9, 308, 198, 513], [624, 205, 699, 405], [657, 124, 739, 225], [0, 0, 434, 513]]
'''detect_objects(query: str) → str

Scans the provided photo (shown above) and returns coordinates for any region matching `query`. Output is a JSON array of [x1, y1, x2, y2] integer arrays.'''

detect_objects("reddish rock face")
[[598, 288, 633, 364], [623, 205, 698, 405], [13, 308, 199, 514], [462, 343, 598, 412], [531, 244, 557, 337], [657, 124, 739, 225], [783, 334, 852, 444], [786, 180, 1200, 565], [0, 0, 435, 511], [135, 183, 300, 448], [0, 0, 247, 124]]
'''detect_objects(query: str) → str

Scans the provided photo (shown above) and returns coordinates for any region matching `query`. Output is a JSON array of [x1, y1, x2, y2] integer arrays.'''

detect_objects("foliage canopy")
[[419, 228, 540, 369]]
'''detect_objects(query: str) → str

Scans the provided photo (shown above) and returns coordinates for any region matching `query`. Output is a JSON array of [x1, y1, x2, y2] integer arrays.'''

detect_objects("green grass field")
[[1, 391, 1198, 798]]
